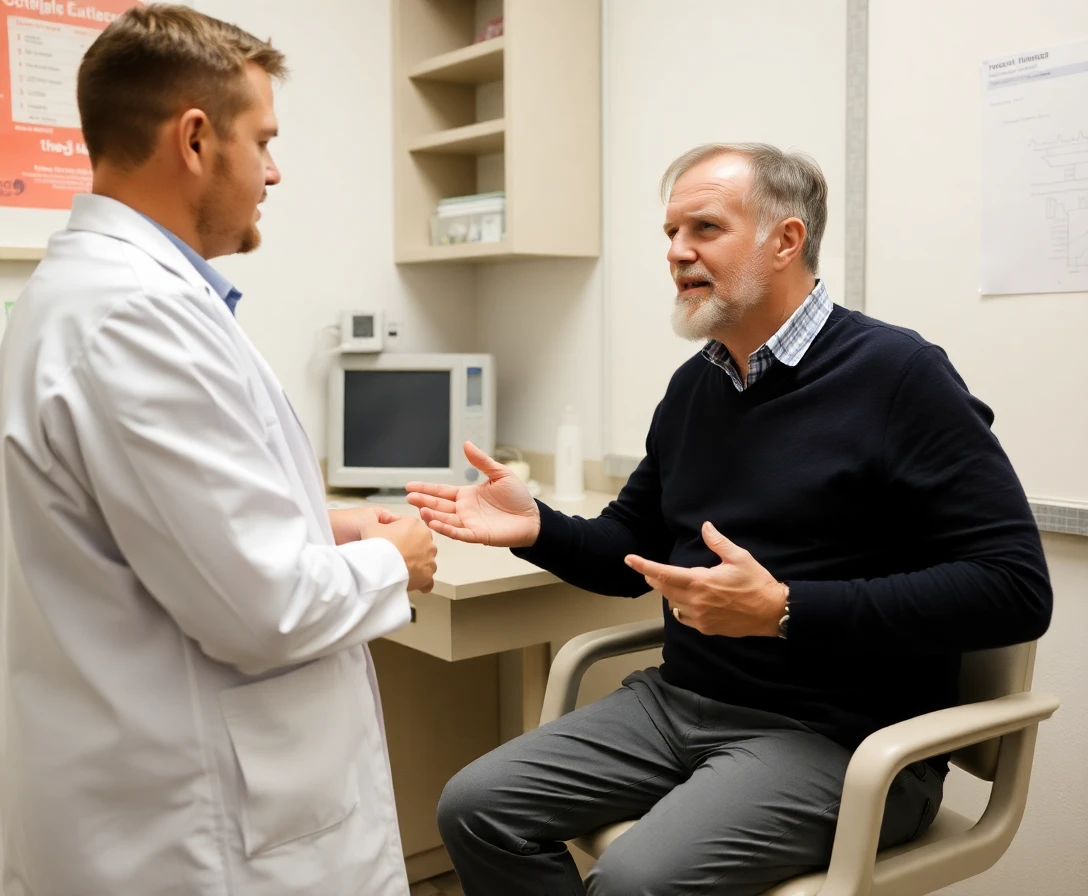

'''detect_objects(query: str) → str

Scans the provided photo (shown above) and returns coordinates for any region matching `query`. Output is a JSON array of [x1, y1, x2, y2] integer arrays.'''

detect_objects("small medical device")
[[339, 310, 384, 353]]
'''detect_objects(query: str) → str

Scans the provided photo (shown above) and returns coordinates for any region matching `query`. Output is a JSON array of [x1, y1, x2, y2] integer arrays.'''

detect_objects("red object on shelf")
[[474, 16, 504, 43]]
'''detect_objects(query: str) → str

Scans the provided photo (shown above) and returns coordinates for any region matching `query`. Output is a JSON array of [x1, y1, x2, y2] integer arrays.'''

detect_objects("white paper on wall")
[[981, 40, 1088, 295]]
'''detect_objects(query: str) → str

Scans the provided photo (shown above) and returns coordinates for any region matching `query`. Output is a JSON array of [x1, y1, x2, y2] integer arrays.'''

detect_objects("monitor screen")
[[343, 370, 451, 468]]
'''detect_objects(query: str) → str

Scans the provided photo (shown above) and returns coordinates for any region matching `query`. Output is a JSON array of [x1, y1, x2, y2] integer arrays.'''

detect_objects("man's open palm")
[[406, 442, 541, 548]]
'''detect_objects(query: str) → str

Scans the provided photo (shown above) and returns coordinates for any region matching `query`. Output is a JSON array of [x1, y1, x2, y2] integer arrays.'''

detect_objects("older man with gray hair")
[[408, 143, 1051, 895]]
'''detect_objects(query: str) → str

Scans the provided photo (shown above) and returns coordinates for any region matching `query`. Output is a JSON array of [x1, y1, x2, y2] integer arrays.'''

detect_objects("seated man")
[[406, 142, 1052, 896]]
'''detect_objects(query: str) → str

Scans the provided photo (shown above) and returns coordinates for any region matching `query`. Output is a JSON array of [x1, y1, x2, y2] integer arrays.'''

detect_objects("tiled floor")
[[408, 871, 464, 896]]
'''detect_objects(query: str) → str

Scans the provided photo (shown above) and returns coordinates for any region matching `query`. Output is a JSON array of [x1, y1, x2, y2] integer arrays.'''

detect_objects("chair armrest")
[[819, 690, 1060, 896], [539, 617, 665, 725]]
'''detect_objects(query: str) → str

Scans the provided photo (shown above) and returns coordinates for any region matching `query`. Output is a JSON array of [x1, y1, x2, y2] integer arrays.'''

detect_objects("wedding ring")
[[672, 606, 681, 622]]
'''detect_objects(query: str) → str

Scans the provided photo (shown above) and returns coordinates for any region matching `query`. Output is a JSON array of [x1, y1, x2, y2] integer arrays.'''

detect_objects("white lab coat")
[[0, 194, 413, 896]]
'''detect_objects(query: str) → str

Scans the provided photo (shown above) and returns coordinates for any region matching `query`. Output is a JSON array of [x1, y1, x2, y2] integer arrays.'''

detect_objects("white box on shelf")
[[430, 192, 506, 246]]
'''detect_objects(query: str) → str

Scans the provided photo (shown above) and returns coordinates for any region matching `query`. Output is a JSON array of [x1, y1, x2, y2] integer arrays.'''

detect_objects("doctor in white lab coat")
[[0, 6, 436, 895]]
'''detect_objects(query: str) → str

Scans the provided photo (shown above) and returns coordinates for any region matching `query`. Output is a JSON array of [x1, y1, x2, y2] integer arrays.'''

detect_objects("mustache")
[[673, 265, 715, 285]]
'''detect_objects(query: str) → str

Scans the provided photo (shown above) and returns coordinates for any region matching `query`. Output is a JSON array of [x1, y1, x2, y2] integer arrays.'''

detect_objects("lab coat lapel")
[[230, 325, 331, 533]]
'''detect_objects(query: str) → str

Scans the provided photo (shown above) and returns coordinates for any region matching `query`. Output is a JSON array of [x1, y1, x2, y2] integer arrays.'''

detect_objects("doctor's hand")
[[624, 522, 788, 638], [328, 506, 401, 546], [372, 517, 438, 594], [405, 442, 541, 548]]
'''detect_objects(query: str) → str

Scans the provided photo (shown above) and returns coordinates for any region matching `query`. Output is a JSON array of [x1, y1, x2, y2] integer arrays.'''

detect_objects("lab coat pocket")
[[219, 655, 363, 857]]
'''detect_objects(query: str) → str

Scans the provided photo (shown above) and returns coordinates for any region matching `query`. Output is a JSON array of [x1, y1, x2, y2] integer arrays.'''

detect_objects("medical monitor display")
[[342, 371, 451, 469]]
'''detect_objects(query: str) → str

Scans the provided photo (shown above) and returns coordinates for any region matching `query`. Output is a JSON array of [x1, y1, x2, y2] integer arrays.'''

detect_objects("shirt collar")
[[702, 279, 833, 389], [140, 215, 243, 314], [762, 279, 833, 368]]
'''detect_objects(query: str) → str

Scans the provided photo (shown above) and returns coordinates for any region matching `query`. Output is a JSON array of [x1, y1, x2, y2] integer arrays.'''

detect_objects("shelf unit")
[[392, 0, 601, 264]]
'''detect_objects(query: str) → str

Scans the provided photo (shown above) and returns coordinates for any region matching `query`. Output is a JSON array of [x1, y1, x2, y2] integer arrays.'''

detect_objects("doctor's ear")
[[177, 109, 214, 175]]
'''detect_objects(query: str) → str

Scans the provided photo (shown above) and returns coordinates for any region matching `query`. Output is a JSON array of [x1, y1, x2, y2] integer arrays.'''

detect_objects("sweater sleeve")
[[786, 345, 1052, 652], [512, 408, 674, 597]]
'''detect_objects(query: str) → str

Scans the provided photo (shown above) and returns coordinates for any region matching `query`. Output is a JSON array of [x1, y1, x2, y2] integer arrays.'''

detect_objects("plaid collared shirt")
[[702, 280, 833, 391]]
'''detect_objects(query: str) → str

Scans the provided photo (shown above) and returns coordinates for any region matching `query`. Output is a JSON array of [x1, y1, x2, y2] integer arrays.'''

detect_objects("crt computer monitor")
[[326, 353, 496, 496]]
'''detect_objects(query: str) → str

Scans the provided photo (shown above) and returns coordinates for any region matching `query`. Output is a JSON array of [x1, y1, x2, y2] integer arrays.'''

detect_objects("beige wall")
[[478, 259, 604, 459]]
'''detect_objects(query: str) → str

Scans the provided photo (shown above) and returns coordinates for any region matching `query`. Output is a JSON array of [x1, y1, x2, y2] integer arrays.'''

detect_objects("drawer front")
[[379, 591, 454, 661]]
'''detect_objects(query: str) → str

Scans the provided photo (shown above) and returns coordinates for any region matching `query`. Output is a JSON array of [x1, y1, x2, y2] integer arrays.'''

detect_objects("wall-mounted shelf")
[[408, 119, 505, 155], [409, 36, 504, 85], [0, 246, 46, 262], [392, 0, 601, 265], [396, 241, 521, 264], [397, 240, 509, 263]]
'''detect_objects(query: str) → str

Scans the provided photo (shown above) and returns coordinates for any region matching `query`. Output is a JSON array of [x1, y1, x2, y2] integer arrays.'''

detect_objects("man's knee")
[[437, 747, 536, 852], [436, 755, 490, 843]]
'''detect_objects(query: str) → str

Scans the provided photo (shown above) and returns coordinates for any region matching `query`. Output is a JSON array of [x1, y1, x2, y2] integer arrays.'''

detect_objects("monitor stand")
[[364, 489, 409, 505]]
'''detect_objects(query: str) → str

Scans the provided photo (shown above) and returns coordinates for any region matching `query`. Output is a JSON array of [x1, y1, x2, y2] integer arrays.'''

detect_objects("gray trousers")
[[438, 668, 943, 896]]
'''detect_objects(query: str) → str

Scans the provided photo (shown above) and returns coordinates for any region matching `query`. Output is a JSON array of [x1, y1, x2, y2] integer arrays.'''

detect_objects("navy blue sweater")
[[515, 306, 1052, 757]]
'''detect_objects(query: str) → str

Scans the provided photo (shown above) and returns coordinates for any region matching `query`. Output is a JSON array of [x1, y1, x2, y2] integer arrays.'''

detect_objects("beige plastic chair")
[[539, 617, 1059, 896]]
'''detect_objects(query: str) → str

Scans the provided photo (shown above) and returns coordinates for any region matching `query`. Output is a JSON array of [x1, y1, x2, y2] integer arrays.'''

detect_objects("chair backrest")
[[951, 640, 1037, 781]]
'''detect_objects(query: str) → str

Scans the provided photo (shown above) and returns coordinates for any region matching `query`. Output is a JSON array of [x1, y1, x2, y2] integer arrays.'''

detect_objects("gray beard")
[[671, 274, 768, 341]]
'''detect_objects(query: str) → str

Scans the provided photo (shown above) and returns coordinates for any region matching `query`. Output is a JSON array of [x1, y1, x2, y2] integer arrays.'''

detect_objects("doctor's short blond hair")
[[77, 3, 288, 168]]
